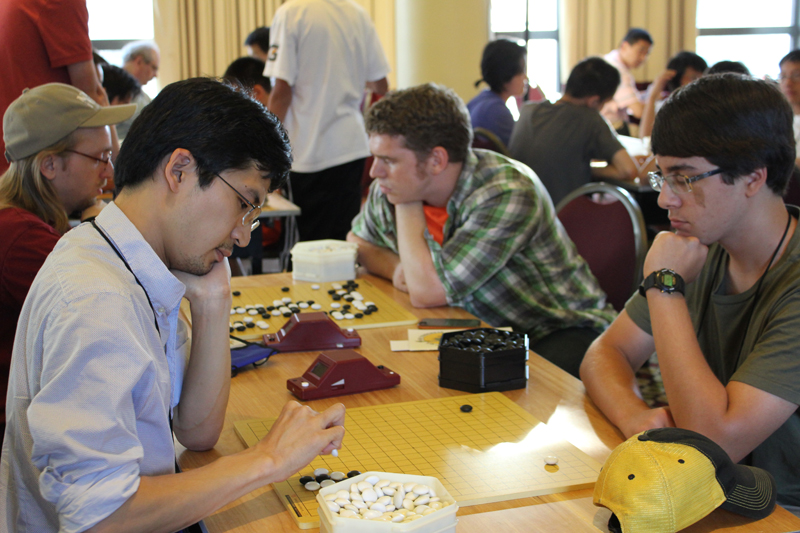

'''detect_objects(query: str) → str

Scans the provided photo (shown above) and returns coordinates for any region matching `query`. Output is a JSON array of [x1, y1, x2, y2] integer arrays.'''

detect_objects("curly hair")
[[365, 83, 473, 163]]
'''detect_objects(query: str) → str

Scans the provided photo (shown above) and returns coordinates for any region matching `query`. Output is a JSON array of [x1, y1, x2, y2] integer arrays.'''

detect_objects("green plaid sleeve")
[[350, 178, 399, 254]]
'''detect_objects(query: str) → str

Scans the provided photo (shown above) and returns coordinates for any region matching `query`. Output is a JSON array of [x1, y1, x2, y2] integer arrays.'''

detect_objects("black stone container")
[[438, 328, 529, 393]]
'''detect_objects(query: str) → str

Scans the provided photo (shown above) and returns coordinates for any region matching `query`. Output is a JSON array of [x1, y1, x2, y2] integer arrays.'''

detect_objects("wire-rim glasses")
[[647, 168, 724, 194], [215, 174, 262, 231], [63, 149, 113, 167]]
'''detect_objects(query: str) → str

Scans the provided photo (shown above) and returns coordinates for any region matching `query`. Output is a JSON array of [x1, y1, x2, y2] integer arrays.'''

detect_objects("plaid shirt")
[[351, 149, 616, 340]]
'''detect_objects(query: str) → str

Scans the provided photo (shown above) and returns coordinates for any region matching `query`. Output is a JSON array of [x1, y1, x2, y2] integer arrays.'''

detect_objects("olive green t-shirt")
[[626, 206, 800, 507]]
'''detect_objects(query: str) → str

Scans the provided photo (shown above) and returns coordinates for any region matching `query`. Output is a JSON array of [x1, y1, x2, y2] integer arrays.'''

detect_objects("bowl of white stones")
[[316, 471, 458, 533]]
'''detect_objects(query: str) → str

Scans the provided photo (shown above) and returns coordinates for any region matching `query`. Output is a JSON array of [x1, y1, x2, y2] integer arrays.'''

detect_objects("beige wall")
[[395, 0, 490, 102]]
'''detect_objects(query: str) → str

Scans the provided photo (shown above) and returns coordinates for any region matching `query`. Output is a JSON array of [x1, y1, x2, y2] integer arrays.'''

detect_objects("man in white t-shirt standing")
[[265, 0, 390, 242], [601, 28, 653, 134]]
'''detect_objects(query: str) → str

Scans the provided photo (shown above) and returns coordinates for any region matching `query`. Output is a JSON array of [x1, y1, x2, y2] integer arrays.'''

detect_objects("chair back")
[[556, 182, 647, 311], [472, 127, 510, 156]]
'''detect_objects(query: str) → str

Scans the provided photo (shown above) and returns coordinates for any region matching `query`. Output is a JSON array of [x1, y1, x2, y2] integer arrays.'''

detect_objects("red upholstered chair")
[[472, 127, 510, 157], [556, 182, 648, 311]]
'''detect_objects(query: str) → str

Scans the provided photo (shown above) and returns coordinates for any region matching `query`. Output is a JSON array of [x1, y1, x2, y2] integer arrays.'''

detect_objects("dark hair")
[[101, 63, 142, 103], [565, 57, 621, 101], [652, 74, 794, 195], [476, 39, 526, 94], [780, 49, 800, 67], [92, 51, 108, 66], [245, 26, 271, 52], [665, 51, 708, 92], [365, 83, 472, 164], [224, 56, 271, 93], [622, 28, 653, 46], [707, 60, 750, 76], [115, 78, 292, 193]]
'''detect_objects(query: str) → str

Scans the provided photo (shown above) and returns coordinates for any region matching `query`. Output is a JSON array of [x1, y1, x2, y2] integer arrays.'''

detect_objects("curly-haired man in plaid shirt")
[[347, 83, 615, 376]]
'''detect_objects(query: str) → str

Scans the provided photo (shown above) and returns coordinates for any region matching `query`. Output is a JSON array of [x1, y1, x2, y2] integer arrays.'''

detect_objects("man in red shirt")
[[0, 83, 134, 442], [0, 0, 105, 174]]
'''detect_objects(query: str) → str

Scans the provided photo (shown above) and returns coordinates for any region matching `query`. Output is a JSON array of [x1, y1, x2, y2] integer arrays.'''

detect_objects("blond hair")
[[0, 133, 77, 234]]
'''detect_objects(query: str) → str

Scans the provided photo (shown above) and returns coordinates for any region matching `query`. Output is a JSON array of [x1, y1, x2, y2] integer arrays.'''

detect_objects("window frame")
[[696, 0, 800, 56]]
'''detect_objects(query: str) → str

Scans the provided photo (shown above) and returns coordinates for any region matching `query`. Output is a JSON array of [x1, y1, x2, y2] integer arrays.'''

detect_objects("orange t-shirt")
[[423, 204, 449, 246]]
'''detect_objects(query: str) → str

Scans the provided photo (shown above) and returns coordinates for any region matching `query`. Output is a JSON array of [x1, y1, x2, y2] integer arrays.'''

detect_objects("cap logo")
[[75, 92, 94, 106]]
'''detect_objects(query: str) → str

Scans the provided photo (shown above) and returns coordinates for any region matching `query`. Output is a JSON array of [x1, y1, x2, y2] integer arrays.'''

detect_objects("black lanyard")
[[89, 218, 160, 336]]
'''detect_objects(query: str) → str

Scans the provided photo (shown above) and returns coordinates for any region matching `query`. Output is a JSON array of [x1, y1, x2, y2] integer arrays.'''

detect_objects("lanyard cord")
[[695, 209, 792, 362], [89, 218, 161, 336]]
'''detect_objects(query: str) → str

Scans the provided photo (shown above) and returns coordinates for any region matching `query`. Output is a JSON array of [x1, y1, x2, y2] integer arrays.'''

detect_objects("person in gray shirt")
[[509, 57, 637, 207]]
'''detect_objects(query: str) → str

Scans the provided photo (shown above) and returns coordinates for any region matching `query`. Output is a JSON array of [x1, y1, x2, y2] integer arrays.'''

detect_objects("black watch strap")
[[639, 269, 685, 297]]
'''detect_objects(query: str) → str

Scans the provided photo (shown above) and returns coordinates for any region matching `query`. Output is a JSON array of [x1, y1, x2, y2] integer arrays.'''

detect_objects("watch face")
[[661, 271, 676, 288]]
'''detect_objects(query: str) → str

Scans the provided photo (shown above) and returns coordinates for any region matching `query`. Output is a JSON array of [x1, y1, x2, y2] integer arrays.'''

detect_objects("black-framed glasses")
[[215, 174, 262, 231], [63, 149, 113, 167], [647, 168, 724, 194]]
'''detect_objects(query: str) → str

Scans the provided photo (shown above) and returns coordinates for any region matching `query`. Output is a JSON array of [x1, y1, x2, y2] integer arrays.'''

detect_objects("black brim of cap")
[[608, 513, 623, 533], [720, 463, 777, 520]]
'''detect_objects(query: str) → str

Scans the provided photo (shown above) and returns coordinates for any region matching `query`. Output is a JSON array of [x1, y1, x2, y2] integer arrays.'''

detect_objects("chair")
[[472, 127, 510, 157], [555, 182, 648, 311]]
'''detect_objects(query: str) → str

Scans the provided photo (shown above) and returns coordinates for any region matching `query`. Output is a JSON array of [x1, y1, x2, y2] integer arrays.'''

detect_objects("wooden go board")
[[234, 392, 603, 529], [181, 278, 418, 342]]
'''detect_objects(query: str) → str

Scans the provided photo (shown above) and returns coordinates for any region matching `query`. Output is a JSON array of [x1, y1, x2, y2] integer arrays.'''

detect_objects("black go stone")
[[281, 287, 290, 292], [460, 404, 473, 413], [332, 295, 342, 301], [299, 475, 314, 485], [283, 312, 292, 317], [315, 474, 331, 483], [232, 291, 241, 296], [355, 313, 363, 319], [328, 289, 336, 295], [236, 325, 246, 332], [246, 322, 255, 328], [347, 470, 361, 478]]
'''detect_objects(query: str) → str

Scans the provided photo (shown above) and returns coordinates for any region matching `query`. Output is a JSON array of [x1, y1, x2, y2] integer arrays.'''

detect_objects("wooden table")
[[177, 273, 800, 533]]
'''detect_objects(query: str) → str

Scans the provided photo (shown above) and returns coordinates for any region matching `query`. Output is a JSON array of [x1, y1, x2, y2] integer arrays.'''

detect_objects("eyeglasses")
[[648, 168, 723, 194], [779, 72, 800, 83], [63, 149, 113, 167], [215, 174, 262, 231], [647, 168, 724, 194]]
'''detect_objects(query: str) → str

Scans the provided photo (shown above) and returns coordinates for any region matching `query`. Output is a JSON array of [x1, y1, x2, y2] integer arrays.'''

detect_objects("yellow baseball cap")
[[593, 428, 776, 533]]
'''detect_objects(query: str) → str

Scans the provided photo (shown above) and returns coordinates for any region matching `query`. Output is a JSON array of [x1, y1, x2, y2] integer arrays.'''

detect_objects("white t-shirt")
[[265, 0, 390, 173], [601, 49, 641, 126]]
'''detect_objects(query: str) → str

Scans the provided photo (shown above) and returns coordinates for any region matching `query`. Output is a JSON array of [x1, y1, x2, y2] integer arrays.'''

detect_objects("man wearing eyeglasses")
[[0, 83, 135, 448], [581, 74, 800, 515], [779, 49, 800, 168], [1, 78, 346, 532]]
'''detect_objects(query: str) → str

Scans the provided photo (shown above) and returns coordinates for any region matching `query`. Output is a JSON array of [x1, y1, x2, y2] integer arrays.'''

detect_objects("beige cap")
[[3, 83, 136, 162]]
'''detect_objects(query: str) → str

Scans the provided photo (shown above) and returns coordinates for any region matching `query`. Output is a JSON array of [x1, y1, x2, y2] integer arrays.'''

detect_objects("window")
[[695, 0, 798, 79], [490, 0, 561, 117], [86, 0, 157, 96]]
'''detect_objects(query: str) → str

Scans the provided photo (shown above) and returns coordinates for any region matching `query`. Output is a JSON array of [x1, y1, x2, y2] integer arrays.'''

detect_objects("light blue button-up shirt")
[[0, 203, 189, 532]]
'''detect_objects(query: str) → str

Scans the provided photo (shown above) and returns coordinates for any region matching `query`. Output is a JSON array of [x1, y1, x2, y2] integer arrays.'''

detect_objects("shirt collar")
[[448, 149, 480, 210], [94, 202, 185, 314]]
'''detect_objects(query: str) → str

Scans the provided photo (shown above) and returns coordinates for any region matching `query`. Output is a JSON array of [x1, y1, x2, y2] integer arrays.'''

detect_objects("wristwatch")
[[639, 269, 685, 297]]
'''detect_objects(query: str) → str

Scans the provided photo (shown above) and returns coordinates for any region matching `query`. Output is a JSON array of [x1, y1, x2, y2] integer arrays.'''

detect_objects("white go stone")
[[282, 297, 292, 303], [403, 482, 417, 492], [375, 479, 391, 489], [357, 481, 373, 492], [412, 485, 429, 495], [343, 504, 358, 512], [326, 501, 340, 513], [235, 307, 246, 314], [374, 487, 384, 498], [311, 303, 322, 310], [272, 300, 283, 307], [351, 493, 363, 502], [362, 510, 382, 520], [332, 311, 345, 320], [339, 509, 358, 518], [381, 486, 395, 496], [423, 508, 437, 516], [344, 313, 355, 319], [311, 284, 320, 290], [323, 493, 338, 501], [247, 309, 258, 315], [335, 490, 350, 500], [334, 498, 350, 507], [352, 500, 366, 509], [332, 283, 343, 290], [271, 310, 281, 316], [413, 495, 430, 506], [429, 502, 443, 510], [385, 504, 396, 512], [314, 468, 329, 477], [393, 488, 405, 508], [364, 475, 380, 485], [376, 496, 392, 505], [230, 309, 236, 315], [320, 479, 336, 488], [244, 317, 253, 324], [391, 513, 405, 522], [402, 499, 415, 511], [414, 505, 430, 514], [545, 455, 559, 465], [369, 503, 386, 513], [388, 482, 402, 489], [256, 321, 269, 330], [298, 302, 309, 309], [361, 489, 378, 502], [430, 496, 440, 502]]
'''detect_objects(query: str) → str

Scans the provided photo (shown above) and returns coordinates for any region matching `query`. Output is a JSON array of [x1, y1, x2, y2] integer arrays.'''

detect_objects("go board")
[[181, 278, 418, 342], [234, 392, 603, 529]]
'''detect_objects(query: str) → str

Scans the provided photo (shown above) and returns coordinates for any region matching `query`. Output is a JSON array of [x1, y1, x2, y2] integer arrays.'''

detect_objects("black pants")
[[531, 326, 601, 378], [290, 158, 366, 242]]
